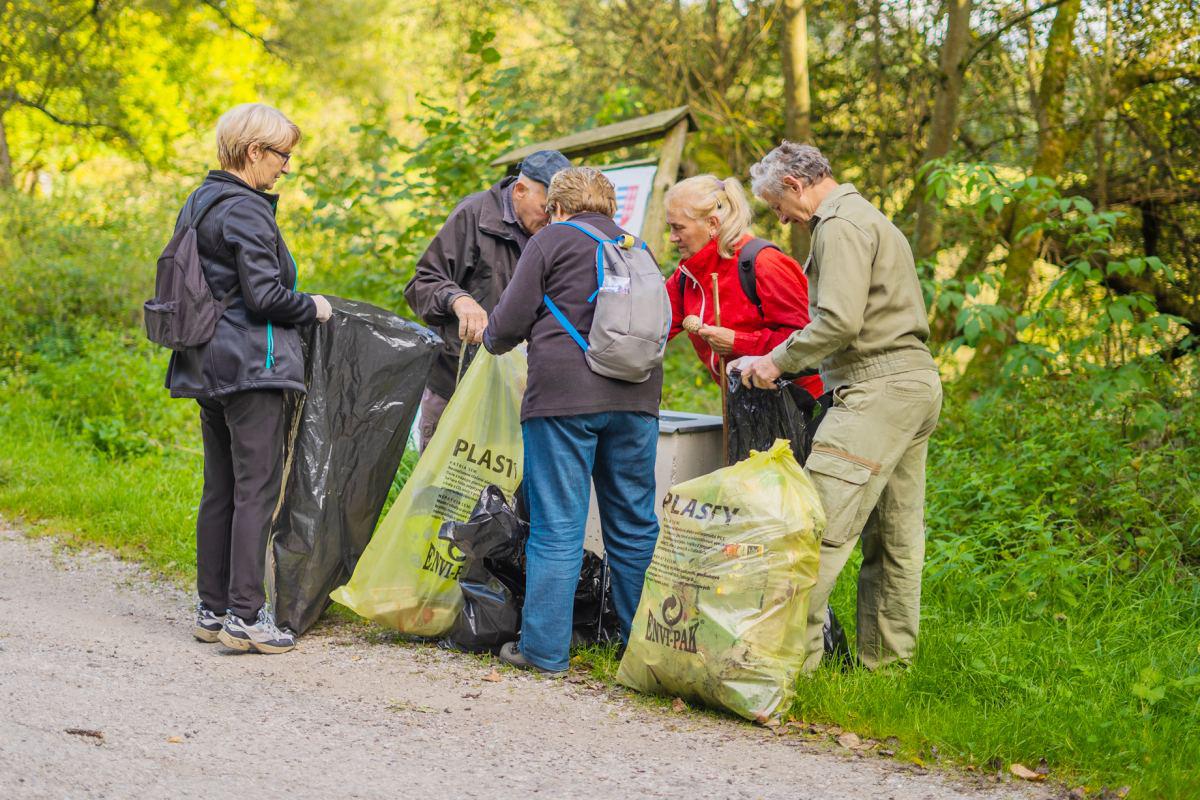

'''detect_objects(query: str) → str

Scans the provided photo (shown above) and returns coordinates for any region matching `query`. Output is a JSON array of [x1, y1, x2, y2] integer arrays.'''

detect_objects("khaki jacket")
[[769, 184, 935, 387]]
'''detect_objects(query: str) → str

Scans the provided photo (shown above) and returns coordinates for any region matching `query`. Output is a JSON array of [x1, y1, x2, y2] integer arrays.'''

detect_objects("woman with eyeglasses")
[[664, 175, 824, 427], [165, 102, 333, 654]]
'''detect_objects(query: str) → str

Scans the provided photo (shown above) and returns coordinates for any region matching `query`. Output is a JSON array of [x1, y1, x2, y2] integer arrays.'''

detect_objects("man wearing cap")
[[405, 150, 572, 449]]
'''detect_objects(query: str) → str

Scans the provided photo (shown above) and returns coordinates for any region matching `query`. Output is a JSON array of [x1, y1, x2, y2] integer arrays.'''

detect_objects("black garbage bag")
[[726, 372, 807, 464], [269, 297, 440, 634], [572, 551, 621, 645], [823, 605, 853, 667], [439, 485, 527, 652], [440, 485, 619, 652]]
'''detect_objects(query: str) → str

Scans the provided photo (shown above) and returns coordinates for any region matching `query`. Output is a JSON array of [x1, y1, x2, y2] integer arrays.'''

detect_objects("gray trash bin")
[[584, 410, 724, 553]]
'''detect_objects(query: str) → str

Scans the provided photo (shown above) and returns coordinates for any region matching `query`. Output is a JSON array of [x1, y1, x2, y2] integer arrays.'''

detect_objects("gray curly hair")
[[749, 141, 833, 198]]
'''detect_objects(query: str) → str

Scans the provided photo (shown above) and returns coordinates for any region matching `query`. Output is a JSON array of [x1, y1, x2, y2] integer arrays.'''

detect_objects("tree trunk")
[[780, 0, 812, 260], [912, 0, 973, 261], [0, 111, 13, 191], [965, 0, 1082, 382]]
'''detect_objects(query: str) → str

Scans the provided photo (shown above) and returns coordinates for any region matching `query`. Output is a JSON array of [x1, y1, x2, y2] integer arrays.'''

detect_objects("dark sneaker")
[[498, 641, 567, 677], [193, 602, 225, 643], [218, 607, 295, 654]]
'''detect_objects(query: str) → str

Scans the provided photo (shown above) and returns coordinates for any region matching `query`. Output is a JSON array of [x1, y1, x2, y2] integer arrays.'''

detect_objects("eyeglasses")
[[265, 146, 292, 165]]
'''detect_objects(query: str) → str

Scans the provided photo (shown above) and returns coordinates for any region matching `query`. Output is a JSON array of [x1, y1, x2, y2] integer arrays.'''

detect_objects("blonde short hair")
[[665, 175, 753, 259], [216, 103, 301, 171], [546, 167, 617, 217]]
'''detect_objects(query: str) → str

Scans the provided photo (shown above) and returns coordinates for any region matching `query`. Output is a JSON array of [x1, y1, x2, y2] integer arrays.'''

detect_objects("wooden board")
[[490, 106, 698, 167]]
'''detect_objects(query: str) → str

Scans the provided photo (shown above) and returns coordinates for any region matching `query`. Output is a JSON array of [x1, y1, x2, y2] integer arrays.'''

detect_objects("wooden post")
[[640, 118, 689, 261]]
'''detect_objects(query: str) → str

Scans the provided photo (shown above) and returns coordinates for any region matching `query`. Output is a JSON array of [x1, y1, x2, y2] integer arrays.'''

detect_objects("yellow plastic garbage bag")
[[330, 349, 527, 635], [616, 439, 824, 723]]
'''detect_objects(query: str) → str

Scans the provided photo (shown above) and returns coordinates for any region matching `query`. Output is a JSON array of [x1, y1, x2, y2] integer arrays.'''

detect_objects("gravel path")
[[0, 526, 1048, 800]]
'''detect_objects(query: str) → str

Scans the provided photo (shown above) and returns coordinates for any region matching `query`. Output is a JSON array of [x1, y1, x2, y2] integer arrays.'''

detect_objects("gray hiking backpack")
[[144, 191, 241, 350], [543, 220, 671, 383]]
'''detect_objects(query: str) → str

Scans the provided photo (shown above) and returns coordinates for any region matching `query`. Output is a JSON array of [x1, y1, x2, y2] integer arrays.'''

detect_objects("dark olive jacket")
[[165, 170, 317, 399], [403, 177, 525, 399]]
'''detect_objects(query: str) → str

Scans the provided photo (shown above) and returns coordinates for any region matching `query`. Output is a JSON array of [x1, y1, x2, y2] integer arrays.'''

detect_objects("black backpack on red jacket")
[[676, 238, 779, 316]]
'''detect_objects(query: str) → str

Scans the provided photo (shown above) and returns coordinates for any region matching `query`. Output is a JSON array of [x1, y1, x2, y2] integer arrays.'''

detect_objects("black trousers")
[[195, 390, 286, 620]]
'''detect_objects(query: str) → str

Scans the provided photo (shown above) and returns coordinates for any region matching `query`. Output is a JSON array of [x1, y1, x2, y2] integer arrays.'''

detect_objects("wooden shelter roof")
[[490, 106, 698, 167]]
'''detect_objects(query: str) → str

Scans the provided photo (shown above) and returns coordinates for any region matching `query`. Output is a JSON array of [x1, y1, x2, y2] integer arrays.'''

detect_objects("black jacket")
[[165, 171, 317, 398], [403, 177, 526, 399]]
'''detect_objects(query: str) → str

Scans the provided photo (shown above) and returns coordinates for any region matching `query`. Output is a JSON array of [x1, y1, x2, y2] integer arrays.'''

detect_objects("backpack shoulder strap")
[[189, 190, 244, 230], [182, 190, 245, 304], [737, 237, 781, 317], [554, 220, 610, 243]]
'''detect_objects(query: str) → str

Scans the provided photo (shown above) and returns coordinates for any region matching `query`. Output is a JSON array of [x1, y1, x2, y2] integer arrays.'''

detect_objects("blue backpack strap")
[[555, 220, 610, 301], [543, 294, 589, 351], [554, 220, 607, 243]]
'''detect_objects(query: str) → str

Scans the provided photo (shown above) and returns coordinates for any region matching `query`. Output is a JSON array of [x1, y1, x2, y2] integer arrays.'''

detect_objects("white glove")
[[312, 294, 333, 323]]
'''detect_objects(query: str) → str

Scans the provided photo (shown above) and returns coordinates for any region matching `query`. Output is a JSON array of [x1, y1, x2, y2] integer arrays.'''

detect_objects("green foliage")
[[0, 192, 148, 370], [18, 324, 193, 457], [922, 162, 1186, 379], [298, 30, 543, 310]]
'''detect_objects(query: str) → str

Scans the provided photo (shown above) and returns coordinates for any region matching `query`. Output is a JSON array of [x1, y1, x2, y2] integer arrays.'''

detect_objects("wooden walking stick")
[[712, 273, 729, 465]]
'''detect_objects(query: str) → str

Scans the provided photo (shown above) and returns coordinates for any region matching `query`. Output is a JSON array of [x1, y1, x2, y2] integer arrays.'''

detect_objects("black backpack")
[[677, 237, 780, 316], [144, 191, 241, 350]]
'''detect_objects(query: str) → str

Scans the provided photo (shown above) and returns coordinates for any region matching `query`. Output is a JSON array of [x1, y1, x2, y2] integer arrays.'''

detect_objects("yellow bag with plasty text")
[[616, 439, 824, 723], [330, 349, 527, 636]]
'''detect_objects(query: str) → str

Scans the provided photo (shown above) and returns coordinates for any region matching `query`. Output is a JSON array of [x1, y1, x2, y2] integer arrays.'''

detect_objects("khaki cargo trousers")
[[802, 369, 942, 671]]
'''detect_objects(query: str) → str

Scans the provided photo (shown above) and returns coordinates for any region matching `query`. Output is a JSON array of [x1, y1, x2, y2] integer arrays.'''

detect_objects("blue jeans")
[[519, 411, 660, 671]]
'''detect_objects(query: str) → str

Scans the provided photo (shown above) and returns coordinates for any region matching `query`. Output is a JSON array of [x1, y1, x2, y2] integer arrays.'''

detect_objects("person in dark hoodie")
[[483, 167, 663, 676], [403, 149, 571, 450], [167, 103, 332, 654]]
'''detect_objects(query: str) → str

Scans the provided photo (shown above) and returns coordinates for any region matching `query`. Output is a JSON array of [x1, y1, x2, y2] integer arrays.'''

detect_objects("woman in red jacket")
[[665, 174, 823, 401]]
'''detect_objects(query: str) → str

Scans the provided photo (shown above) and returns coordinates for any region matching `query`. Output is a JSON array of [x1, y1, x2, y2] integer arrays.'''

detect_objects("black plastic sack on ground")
[[572, 551, 621, 645], [823, 605, 853, 667], [269, 297, 440, 634], [439, 486, 527, 651], [440, 485, 619, 652]]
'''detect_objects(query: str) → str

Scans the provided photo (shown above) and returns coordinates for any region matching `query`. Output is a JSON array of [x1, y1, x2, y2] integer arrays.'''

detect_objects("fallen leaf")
[[1116, 788, 1130, 798], [482, 669, 503, 683], [671, 697, 687, 713], [837, 732, 862, 749], [166, 736, 183, 744], [461, 691, 482, 699], [1010, 763, 1046, 782]]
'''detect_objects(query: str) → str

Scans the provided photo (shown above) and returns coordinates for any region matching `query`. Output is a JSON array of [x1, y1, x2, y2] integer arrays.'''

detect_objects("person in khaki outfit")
[[731, 141, 942, 671]]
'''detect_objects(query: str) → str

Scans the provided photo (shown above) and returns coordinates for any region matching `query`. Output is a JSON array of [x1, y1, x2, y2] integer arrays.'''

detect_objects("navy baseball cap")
[[518, 150, 571, 187]]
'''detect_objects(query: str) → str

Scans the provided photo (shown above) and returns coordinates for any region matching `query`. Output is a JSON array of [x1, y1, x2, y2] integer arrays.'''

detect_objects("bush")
[[0, 190, 167, 372], [15, 324, 195, 458]]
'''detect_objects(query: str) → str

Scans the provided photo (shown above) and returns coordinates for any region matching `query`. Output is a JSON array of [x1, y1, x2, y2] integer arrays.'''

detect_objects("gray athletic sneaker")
[[498, 641, 567, 677], [193, 602, 225, 643], [217, 606, 296, 654]]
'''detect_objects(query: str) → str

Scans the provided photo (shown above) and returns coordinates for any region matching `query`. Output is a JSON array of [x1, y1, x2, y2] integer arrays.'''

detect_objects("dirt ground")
[[0, 526, 1051, 800]]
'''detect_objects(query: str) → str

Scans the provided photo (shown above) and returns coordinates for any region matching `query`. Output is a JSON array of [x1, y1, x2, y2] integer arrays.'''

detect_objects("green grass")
[[0, 396, 202, 578]]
